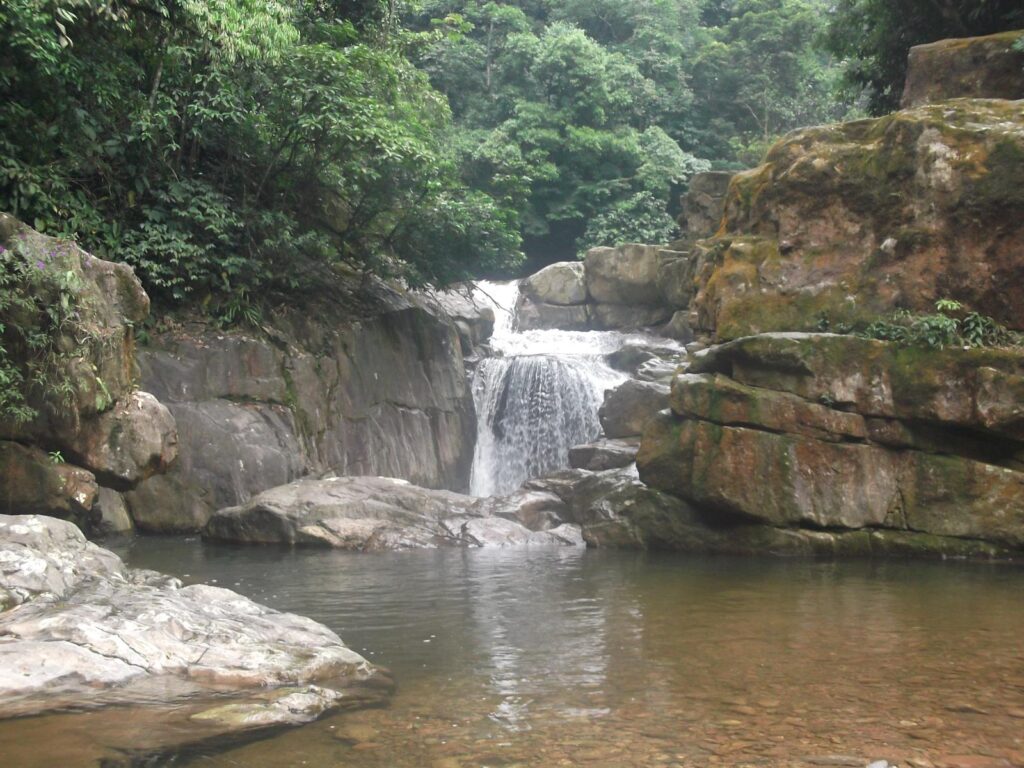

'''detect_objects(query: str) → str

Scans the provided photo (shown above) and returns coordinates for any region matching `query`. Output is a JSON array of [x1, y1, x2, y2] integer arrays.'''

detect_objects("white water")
[[469, 281, 644, 497]]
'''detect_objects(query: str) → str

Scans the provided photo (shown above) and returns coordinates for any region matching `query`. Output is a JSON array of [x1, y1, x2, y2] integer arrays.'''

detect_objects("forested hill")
[[1, 0, 1022, 320]]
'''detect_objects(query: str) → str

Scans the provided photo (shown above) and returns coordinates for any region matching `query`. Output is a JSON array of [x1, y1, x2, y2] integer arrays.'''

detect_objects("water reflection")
[[1, 540, 1021, 767]]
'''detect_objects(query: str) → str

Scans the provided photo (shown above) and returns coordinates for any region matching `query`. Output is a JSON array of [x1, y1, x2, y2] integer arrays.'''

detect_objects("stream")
[[6, 540, 1021, 766], [2, 285, 1023, 767]]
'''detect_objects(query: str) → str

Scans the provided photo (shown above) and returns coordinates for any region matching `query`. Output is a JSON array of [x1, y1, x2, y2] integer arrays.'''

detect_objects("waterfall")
[[469, 281, 628, 497]]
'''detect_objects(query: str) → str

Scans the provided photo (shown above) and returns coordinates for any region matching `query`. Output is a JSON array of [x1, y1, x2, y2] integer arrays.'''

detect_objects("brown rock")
[[692, 101, 1024, 340], [902, 31, 1024, 108]]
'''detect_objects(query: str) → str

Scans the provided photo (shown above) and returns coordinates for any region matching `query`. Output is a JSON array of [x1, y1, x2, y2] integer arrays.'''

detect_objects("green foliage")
[[821, 300, 1022, 350], [0, 233, 85, 424], [405, 0, 846, 267], [823, 0, 1024, 115], [0, 0, 523, 316]]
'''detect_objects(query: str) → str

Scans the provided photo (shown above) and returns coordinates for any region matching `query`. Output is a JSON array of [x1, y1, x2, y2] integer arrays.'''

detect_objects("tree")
[[0, 0, 522, 317], [823, 0, 1024, 114]]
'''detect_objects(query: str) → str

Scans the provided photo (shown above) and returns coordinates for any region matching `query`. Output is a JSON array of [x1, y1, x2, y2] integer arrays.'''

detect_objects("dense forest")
[[1, 0, 1022, 316]]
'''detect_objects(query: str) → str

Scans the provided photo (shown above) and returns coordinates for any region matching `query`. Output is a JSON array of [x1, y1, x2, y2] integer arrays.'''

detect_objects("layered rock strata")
[[637, 333, 1024, 556]]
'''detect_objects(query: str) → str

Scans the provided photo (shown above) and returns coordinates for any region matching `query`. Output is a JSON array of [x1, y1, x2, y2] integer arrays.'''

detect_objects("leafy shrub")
[[0, 233, 85, 424], [821, 300, 1022, 350]]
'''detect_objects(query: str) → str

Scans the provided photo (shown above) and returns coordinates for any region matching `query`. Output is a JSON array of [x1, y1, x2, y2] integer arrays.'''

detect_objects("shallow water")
[[63, 539, 1024, 767], [3, 539, 1023, 766]]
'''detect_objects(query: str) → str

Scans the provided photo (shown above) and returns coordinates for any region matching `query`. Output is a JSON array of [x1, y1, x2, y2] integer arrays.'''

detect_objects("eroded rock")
[[902, 31, 1024, 108], [599, 379, 670, 439], [521, 261, 587, 306], [0, 515, 389, 729], [204, 475, 585, 550]]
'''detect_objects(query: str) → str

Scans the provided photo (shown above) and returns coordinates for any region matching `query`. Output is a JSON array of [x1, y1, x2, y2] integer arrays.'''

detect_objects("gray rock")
[[569, 439, 640, 471], [421, 285, 496, 350], [93, 487, 132, 535], [204, 475, 585, 550], [0, 515, 388, 726], [599, 379, 671, 438], [589, 303, 673, 331], [657, 250, 699, 308], [514, 294, 590, 331], [585, 244, 665, 306], [70, 390, 178, 488], [521, 261, 587, 306], [678, 171, 732, 240], [473, 489, 569, 531]]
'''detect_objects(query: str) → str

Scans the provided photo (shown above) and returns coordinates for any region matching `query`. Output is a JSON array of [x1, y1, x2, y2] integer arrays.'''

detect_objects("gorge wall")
[[630, 30, 1024, 557]]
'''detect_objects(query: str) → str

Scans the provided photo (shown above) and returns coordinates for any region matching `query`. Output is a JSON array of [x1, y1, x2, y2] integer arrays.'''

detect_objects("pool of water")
[[4, 539, 1024, 767]]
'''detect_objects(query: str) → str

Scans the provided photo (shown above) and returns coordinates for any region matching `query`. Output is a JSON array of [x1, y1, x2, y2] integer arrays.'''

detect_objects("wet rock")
[[693, 101, 1024, 339], [204, 475, 584, 550], [93, 487, 132, 535], [569, 439, 640, 471], [599, 379, 670, 439], [902, 31, 1024, 108], [0, 514, 387, 724], [514, 295, 590, 331], [474, 488, 568, 531], [521, 261, 587, 306], [422, 285, 496, 351], [590, 303, 673, 331]]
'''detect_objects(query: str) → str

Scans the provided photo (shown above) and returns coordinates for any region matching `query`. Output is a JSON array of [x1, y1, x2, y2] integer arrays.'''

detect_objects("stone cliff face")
[[0, 215, 177, 535], [129, 285, 485, 532], [638, 334, 1024, 557], [626, 33, 1024, 557], [688, 99, 1024, 341]]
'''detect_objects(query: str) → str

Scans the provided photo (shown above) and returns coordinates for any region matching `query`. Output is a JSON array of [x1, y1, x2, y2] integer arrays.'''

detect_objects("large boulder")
[[514, 295, 590, 331], [902, 31, 1024, 108], [421, 285, 496, 352], [0, 515, 391, 746], [204, 475, 585, 550], [598, 379, 671, 439], [638, 334, 1024, 553], [569, 438, 640, 471], [692, 100, 1024, 340], [585, 244, 664, 306], [521, 261, 587, 305]]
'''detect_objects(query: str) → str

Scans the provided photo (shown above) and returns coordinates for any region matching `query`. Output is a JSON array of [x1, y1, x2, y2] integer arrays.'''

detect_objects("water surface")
[[92, 540, 1024, 767]]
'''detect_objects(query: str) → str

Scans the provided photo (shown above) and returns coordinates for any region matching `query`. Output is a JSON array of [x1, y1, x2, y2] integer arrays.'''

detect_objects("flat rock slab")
[[204, 475, 585, 550], [569, 439, 640, 471], [0, 515, 389, 740]]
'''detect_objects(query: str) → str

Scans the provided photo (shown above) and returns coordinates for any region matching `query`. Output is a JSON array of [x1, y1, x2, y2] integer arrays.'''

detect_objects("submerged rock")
[[0, 515, 390, 730], [204, 475, 585, 550]]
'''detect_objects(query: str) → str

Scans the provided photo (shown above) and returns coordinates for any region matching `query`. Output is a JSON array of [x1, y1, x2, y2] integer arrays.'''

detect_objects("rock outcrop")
[[0, 215, 177, 533], [598, 379, 670, 439], [130, 284, 483, 532], [689, 99, 1024, 341], [902, 31, 1024, 108], [637, 333, 1024, 556], [204, 475, 585, 549], [0, 514, 391, 749]]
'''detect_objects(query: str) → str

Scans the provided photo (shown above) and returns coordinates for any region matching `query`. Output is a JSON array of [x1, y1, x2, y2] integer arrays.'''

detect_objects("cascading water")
[[469, 281, 630, 497]]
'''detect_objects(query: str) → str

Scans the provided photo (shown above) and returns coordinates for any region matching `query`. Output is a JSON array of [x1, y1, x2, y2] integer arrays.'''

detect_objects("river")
[[4, 538, 1022, 766]]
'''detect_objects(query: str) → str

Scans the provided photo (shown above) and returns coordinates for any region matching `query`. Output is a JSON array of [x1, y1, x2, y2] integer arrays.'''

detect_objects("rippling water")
[[10, 539, 1012, 767]]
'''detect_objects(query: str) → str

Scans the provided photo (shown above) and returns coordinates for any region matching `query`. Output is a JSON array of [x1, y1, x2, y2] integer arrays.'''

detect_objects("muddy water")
[[7, 540, 1024, 767]]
